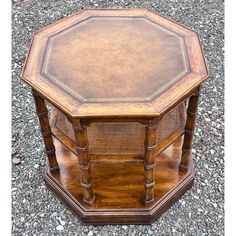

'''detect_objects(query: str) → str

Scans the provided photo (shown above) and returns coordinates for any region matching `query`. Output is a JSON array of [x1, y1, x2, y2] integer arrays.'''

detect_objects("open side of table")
[[21, 9, 209, 224]]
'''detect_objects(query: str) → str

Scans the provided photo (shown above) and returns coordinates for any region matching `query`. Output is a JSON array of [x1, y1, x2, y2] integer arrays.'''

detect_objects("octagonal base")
[[44, 137, 194, 224]]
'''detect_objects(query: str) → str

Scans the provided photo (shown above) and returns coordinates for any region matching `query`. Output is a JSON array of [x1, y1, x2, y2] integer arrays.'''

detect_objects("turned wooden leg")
[[32, 89, 59, 172], [179, 89, 200, 172], [72, 119, 95, 205], [143, 123, 157, 206]]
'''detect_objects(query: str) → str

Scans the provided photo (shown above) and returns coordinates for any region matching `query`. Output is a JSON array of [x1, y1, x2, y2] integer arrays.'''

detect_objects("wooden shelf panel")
[[50, 136, 190, 210]]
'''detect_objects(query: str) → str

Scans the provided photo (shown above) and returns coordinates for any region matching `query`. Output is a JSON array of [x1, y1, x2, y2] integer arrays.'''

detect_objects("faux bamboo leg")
[[32, 89, 59, 172], [143, 124, 158, 206], [179, 90, 200, 172], [72, 119, 95, 205]]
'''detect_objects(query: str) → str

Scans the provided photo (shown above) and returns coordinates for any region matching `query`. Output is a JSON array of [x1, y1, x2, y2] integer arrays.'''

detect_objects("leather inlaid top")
[[42, 17, 189, 102], [21, 9, 209, 117]]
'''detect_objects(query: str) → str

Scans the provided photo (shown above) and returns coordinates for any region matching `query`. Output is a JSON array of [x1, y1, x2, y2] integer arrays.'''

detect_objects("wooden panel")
[[51, 136, 188, 210]]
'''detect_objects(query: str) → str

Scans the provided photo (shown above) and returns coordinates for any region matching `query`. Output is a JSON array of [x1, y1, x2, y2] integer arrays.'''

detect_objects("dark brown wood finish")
[[143, 123, 158, 205], [72, 119, 95, 205], [179, 88, 201, 171], [43, 136, 194, 224], [32, 89, 59, 171], [21, 8, 209, 224]]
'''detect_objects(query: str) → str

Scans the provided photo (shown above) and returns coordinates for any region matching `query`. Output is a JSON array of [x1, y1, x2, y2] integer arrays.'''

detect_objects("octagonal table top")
[[21, 8, 209, 118]]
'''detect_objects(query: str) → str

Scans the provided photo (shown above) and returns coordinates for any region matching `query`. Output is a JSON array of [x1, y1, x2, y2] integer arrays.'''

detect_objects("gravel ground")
[[12, 0, 224, 235]]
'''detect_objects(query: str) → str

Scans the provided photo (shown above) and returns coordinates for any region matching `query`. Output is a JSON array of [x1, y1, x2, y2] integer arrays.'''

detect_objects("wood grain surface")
[[44, 135, 194, 224]]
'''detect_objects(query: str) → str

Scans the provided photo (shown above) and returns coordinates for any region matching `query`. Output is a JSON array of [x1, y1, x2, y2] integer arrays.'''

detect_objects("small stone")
[[122, 226, 128, 230], [34, 164, 39, 168], [12, 157, 21, 165], [39, 213, 45, 218], [56, 225, 64, 231], [57, 217, 65, 226], [210, 149, 215, 154], [147, 228, 153, 235], [88, 231, 93, 236], [25, 222, 30, 227], [198, 208, 204, 213], [151, 223, 157, 230], [20, 217, 24, 222], [52, 212, 57, 217]]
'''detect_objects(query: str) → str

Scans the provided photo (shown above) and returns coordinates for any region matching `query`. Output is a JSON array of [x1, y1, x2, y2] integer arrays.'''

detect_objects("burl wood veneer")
[[21, 8, 209, 224]]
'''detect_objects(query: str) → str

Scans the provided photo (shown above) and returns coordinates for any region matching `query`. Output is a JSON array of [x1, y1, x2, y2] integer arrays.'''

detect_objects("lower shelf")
[[44, 136, 194, 224]]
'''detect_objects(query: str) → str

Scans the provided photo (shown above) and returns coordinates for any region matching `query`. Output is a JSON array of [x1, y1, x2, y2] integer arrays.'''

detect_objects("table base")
[[44, 137, 194, 224]]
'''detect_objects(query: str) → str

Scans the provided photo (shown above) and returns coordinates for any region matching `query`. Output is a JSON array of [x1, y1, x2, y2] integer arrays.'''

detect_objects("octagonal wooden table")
[[21, 8, 209, 224]]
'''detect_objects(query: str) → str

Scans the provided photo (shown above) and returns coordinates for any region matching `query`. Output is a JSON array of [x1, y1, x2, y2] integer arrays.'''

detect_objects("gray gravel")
[[12, 0, 224, 235]]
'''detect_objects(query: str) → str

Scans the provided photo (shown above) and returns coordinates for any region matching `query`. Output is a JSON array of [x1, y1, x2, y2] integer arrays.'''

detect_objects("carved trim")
[[182, 148, 192, 153], [41, 130, 52, 137], [144, 163, 156, 170], [76, 145, 88, 152], [79, 163, 91, 171], [83, 194, 95, 205], [49, 165, 59, 172], [184, 130, 194, 136], [45, 148, 56, 155], [81, 181, 92, 188], [144, 180, 155, 188], [37, 111, 48, 118], [179, 165, 189, 172], [144, 197, 155, 205], [187, 111, 197, 116], [147, 143, 158, 151]]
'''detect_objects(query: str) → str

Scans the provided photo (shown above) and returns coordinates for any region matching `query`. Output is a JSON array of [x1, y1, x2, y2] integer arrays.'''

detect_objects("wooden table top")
[[21, 8, 209, 118]]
